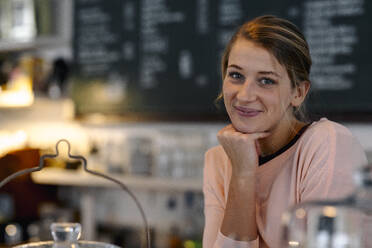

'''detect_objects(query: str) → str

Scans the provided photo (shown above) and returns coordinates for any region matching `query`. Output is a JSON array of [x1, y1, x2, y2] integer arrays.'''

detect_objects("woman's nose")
[[236, 79, 257, 102]]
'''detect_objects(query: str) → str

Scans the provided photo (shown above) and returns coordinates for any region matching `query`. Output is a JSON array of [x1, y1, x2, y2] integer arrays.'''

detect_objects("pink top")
[[203, 118, 368, 248]]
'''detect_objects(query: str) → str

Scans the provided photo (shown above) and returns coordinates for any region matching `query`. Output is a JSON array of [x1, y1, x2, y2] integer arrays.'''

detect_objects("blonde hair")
[[217, 15, 312, 121]]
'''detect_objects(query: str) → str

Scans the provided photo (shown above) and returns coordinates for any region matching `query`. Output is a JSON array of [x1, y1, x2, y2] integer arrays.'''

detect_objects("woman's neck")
[[257, 118, 306, 157]]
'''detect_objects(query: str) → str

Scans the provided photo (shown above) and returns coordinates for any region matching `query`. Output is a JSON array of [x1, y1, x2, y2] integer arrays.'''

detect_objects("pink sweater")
[[203, 118, 368, 248]]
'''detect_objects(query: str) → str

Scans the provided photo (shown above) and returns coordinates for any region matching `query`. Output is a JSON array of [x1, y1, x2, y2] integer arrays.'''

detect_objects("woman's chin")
[[231, 122, 265, 134]]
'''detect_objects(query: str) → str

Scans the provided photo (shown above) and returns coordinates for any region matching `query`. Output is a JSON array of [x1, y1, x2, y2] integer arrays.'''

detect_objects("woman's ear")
[[291, 81, 310, 107]]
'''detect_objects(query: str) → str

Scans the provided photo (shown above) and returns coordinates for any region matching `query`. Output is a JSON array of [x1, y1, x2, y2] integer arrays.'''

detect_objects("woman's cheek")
[[223, 83, 235, 102]]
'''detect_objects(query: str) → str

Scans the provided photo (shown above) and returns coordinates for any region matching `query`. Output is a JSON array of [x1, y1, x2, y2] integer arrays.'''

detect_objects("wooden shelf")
[[0, 36, 70, 52], [31, 167, 203, 192]]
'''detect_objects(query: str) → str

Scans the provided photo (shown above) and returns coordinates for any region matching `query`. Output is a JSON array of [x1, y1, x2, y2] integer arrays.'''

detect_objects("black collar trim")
[[258, 123, 310, 166]]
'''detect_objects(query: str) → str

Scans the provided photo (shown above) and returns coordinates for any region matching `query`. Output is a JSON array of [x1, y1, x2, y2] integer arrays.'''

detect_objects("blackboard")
[[71, 0, 372, 121]]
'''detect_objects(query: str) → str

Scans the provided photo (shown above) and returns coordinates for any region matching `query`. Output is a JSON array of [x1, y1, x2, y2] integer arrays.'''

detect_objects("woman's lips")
[[234, 106, 262, 117]]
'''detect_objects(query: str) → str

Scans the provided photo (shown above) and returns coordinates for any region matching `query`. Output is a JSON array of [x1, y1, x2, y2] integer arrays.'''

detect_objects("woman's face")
[[223, 39, 298, 134]]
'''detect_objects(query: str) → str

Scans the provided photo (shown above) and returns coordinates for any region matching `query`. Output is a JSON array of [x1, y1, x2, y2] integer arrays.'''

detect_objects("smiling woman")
[[223, 39, 306, 147], [203, 15, 368, 248]]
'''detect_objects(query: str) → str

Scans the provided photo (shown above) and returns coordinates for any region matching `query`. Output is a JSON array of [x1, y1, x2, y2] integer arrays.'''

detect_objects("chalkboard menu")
[[71, 0, 372, 120]]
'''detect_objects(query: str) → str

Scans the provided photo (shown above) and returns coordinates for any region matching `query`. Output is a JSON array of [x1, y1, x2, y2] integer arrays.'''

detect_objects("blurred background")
[[0, 0, 371, 247]]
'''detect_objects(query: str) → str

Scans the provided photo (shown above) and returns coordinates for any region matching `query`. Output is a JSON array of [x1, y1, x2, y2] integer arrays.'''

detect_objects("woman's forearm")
[[221, 171, 257, 241]]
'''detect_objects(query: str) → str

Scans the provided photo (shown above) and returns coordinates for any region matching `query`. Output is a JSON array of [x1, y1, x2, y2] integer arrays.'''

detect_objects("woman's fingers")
[[250, 131, 271, 140], [218, 125, 271, 141], [217, 124, 272, 172]]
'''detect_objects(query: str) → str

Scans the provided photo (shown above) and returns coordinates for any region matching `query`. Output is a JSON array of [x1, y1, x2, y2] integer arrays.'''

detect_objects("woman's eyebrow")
[[227, 65, 282, 78], [227, 64, 243, 70], [258, 71, 281, 78]]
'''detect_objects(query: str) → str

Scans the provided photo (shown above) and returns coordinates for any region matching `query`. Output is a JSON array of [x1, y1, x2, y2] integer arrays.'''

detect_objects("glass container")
[[281, 165, 372, 248], [14, 223, 120, 248]]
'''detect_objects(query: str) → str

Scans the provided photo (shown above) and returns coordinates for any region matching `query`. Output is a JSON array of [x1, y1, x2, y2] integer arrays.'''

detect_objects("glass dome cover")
[[0, 140, 150, 248], [14, 223, 120, 248]]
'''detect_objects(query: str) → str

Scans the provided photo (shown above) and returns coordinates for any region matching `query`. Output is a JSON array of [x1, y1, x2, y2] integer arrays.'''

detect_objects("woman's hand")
[[217, 124, 270, 175], [217, 124, 270, 240]]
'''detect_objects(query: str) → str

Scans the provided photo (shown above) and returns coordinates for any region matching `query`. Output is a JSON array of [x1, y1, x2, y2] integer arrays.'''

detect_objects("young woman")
[[203, 15, 367, 248]]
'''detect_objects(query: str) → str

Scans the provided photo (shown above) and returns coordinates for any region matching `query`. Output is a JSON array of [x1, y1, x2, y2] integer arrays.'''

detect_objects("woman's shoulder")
[[204, 145, 229, 174], [303, 117, 354, 142], [205, 145, 228, 165], [205, 145, 225, 157], [297, 117, 365, 160]]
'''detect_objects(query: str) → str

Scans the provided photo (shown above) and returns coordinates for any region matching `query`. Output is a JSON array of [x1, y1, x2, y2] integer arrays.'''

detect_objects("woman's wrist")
[[229, 172, 256, 192], [231, 164, 256, 179]]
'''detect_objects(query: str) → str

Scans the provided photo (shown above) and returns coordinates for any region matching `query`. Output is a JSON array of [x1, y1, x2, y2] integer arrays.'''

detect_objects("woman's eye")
[[228, 71, 243, 80], [259, 77, 276, 85]]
